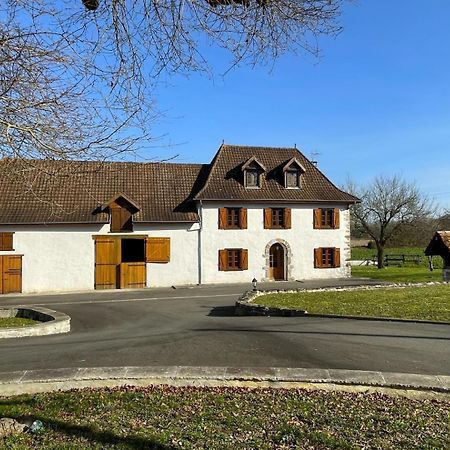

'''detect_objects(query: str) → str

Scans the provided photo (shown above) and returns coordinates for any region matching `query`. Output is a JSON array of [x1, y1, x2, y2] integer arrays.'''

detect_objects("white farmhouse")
[[0, 144, 358, 294]]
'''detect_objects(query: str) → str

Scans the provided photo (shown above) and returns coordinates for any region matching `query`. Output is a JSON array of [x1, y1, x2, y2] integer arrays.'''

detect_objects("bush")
[[367, 241, 376, 249]]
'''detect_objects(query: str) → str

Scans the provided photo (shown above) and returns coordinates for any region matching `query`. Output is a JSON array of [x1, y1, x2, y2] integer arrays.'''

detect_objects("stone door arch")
[[263, 239, 293, 281]]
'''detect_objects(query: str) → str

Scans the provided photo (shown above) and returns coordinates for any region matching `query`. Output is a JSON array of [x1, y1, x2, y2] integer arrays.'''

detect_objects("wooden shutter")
[[264, 208, 272, 229], [0, 256, 3, 293], [218, 208, 227, 229], [218, 249, 228, 271], [314, 248, 322, 268], [239, 249, 248, 270], [146, 237, 170, 263], [2, 255, 22, 294], [283, 208, 291, 229], [333, 208, 340, 229], [95, 237, 120, 289], [110, 208, 122, 232], [0, 233, 14, 251], [239, 208, 248, 229], [313, 209, 321, 229], [334, 248, 341, 268]]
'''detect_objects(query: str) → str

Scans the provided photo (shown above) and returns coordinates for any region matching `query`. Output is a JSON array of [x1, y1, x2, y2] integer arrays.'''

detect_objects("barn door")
[[119, 262, 146, 289], [95, 238, 120, 289], [1, 255, 22, 294]]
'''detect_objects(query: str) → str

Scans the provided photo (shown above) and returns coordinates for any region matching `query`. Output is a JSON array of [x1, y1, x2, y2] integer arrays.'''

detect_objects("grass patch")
[[254, 285, 450, 322], [0, 386, 448, 449], [0, 317, 39, 328], [351, 265, 443, 283]]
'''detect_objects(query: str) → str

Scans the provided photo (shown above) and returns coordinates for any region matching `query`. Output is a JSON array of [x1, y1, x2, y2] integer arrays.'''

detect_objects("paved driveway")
[[1, 279, 449, 375]]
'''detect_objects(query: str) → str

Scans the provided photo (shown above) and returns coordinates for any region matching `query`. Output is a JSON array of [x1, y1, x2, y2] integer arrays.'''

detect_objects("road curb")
[[235, 285, 450, 325], [0, 366, 449, 397], [0, 306, 71, 338]]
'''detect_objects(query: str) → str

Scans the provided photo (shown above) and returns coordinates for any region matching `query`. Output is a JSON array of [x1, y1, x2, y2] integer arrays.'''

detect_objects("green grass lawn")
[[0, 386, 448, 449], [351, 265, 443, 283], [0, 317, 39, 328], [254, 285, 450, 322]]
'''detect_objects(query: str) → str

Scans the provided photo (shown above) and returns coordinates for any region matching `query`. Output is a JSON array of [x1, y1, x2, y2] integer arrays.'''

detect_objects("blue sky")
[[144, 1, 450, 210]]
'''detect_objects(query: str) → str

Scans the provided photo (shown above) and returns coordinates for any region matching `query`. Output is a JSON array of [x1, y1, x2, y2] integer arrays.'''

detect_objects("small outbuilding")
[[424, 231, 450, 281]]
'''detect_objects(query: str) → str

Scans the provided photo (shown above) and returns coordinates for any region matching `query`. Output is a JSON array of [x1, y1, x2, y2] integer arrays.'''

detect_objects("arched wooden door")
[[269, 243, 285, 280]]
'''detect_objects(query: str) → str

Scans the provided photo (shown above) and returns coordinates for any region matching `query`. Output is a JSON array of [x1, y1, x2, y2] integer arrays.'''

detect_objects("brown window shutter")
[[146, 237, 170, 263], [334, 248, 341, 268], [314, 248, 322, 268], [239, 249, 248, 270], [110, 208, 121, 232], [333, 208, 340, 229], [264, 208, 272, 229], [218, 249, 228, 271], [313, 209, 322, 229], [283, 208, 291, 229], [0, 233, 14, 251], [239, 208, 248, 229], [218, 208, 227, 229]]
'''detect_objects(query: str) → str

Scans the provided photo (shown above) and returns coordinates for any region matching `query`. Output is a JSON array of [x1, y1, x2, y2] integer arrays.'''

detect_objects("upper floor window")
[[0, 232, 14, 251], [264, 208, 291, 229], [313, 208, 340, 229], [218, 208, 247, 229]]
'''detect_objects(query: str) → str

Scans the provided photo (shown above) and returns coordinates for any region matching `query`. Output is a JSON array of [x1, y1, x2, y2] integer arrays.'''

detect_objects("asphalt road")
[[1, 279, 449, 375]]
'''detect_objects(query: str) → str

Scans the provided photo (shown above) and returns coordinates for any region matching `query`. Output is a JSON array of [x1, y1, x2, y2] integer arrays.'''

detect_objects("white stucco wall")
[[0, 224, 103, 293], [134, 223, 199, 287], [199, 202, 351, 284], [0, 222, 199, 293], [0, 203, 350, 293]]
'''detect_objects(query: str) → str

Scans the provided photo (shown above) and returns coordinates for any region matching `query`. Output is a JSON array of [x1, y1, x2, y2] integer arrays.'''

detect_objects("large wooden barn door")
[[95, 238, 120, 289], [0, 255, 23, 294]]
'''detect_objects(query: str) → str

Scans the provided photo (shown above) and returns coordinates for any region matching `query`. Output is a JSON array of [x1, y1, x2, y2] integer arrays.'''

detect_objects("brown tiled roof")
[[0, 159, 208, 224], [195, 144, 358, 203]]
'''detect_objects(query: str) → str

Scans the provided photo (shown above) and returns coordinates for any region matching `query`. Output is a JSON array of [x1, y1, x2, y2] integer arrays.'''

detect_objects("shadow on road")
[[192, 328, 450, 340], [207, 305, 237, 317]]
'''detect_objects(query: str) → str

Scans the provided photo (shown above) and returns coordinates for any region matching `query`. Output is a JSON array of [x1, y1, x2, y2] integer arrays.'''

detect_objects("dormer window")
[[241, 157, 266, 189], [282, 157, 306, 189], [100, 193, 140, 233], [245, 166, 260, 187], [286, 169, 300, 188]]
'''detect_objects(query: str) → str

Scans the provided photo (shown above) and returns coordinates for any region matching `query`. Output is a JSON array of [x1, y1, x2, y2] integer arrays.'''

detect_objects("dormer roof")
[[100, 193, 141, 213], [282, 157, 306, 173], [241, 156, 267, 172]]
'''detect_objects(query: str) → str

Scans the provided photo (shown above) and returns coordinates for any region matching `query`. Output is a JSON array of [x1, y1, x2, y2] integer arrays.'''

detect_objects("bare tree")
[[346, 176, 435, 269], [1, 0, 346, 169]]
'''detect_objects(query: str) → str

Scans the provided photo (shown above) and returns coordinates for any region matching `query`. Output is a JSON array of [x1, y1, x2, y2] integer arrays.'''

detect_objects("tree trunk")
[[376, 244, 385, 269]]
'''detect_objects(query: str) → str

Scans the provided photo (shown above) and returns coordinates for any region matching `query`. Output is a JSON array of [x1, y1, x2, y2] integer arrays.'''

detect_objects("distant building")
[[425, 231, 450, 281]]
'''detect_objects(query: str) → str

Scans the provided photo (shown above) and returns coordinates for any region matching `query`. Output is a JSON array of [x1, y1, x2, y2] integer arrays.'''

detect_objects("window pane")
[[246, 170, 259, 187], [271, 208, 284, 227], [286, 171, 299, 187]]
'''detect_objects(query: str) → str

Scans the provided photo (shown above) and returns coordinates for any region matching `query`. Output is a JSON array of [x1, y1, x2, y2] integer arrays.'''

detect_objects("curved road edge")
[[1, 366, 449, 398]]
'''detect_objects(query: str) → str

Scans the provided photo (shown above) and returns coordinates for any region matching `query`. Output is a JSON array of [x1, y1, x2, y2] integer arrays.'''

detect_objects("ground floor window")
[[219, 248, 248, 271], [314, 247, 340, 268]]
